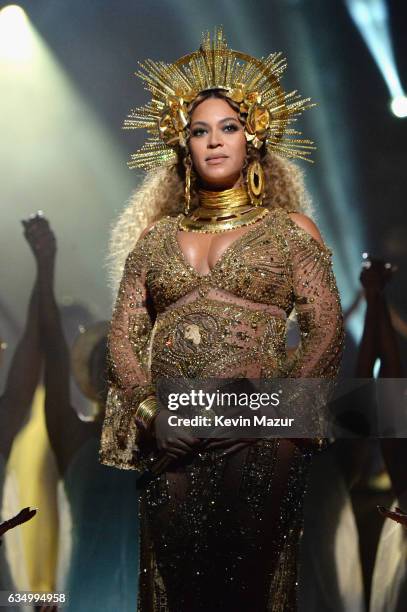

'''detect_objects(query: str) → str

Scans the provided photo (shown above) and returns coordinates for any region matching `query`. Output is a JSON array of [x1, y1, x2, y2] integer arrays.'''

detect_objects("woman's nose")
[[208, 129, 223, 148]]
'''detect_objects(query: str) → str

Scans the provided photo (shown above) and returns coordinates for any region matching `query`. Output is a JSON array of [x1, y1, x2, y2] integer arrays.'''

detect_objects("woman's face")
[[188, 96, 247, 190]]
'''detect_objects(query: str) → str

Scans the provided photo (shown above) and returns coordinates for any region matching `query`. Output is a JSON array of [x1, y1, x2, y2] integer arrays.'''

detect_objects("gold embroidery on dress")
[[99, 206, 345, 611]]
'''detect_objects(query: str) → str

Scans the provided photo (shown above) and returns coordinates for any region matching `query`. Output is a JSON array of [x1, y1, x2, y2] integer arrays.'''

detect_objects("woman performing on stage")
[[99, 28, 344, 611]]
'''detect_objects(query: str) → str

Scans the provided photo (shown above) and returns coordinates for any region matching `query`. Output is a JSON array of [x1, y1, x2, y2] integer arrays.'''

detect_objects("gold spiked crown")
[[124, 27, 316, 171]]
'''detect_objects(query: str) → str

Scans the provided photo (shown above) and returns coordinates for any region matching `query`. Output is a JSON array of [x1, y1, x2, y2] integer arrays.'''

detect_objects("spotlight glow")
[[390, 96, 407, 118], [0, 5, 34, 62], [0, 8, 134, 326], [345, 0, 406, 117], [373, 358, 381, 378]]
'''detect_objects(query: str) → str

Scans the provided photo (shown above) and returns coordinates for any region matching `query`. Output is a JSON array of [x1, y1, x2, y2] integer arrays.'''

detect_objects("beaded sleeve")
[[285, 217, 345, 379], [99, 239, 155, 471], [282, 217, 345, 448]]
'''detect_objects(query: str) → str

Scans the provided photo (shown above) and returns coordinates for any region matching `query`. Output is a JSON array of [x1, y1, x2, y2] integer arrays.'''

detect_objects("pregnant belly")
[[150, 298, 286, 379]]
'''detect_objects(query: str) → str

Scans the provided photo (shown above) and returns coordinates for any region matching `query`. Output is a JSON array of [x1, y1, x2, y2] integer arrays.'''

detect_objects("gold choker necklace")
[[179, 186, 269, 233]]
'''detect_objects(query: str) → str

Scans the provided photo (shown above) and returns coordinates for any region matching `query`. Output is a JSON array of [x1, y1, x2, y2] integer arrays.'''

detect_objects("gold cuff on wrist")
[[135, 395, 158, 431]]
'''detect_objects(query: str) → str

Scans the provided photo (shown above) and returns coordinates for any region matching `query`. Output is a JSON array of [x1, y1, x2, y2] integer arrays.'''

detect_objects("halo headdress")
[[124, 27, 315, 222]]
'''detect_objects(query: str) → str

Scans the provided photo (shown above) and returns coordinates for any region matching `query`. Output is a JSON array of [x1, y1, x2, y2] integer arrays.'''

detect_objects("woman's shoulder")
[[285, 212, 325, 246], [269, 207, 331, 255], [139, 214, 178, 241], [125, 215, 177, 267]]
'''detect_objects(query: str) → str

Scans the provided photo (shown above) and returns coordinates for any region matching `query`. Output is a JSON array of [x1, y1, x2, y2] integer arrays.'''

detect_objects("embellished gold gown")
[[99, 206, 344, 612]]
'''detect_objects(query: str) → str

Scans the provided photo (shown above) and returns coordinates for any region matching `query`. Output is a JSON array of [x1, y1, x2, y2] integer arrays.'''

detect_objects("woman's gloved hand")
[[152, 409, 202, 460]]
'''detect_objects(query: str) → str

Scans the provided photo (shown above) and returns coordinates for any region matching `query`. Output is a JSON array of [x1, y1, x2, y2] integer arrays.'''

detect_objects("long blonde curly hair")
[[108, 91, 314, 296]]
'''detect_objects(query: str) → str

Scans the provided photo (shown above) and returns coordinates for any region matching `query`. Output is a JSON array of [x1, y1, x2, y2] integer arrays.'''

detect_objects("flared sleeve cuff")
[[99, 383, 156, 471]]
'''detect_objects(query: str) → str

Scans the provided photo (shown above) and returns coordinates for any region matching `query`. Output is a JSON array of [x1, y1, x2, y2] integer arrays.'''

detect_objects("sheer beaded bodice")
[[147, 210, 295, 312], [146, 209, 341, 382]]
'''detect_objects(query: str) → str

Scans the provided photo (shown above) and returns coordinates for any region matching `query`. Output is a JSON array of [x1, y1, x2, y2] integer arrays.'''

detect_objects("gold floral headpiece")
[[124, 27, 316, 171]]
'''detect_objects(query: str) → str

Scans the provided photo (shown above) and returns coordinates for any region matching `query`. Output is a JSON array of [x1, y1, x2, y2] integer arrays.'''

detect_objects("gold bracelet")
[[135, 395, 159, 432]]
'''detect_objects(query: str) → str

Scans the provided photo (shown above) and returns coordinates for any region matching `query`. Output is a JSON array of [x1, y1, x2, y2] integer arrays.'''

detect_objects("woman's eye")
[[224, 124, 238, 132], [191, 124, 238, 136]]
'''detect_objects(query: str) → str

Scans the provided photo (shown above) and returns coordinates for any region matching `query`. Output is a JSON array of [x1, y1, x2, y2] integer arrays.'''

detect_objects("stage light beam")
[[0, 5, 34, 62], [345, 0, 407, 119], [0, 5, 134, 324]]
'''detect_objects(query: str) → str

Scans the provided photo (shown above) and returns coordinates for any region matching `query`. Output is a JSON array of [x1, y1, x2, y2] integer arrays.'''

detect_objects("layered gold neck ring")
[[198, 186, 250, 209], [179, 185, 269, 233]]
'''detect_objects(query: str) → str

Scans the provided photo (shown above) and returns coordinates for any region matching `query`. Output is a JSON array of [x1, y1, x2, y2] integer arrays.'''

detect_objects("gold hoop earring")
[[184, 155, 193, 215], [247, 160, 265, 207]]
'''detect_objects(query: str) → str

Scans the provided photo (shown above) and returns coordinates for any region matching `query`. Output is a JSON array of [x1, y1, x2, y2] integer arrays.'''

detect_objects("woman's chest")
[[176, 225, 256, 277], [145, 216, 294, 312]]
